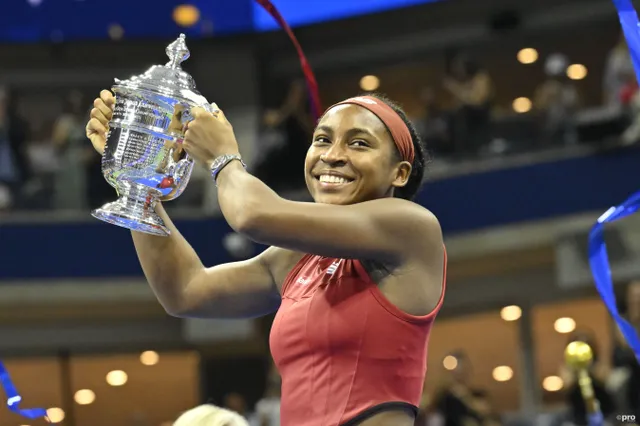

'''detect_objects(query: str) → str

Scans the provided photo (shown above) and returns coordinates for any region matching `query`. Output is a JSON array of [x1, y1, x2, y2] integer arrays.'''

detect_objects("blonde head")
[[173, 404, 249, 426]]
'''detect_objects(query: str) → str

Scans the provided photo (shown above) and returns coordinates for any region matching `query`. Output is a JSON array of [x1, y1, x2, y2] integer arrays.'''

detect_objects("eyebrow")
[[314, 125, 377, 139]]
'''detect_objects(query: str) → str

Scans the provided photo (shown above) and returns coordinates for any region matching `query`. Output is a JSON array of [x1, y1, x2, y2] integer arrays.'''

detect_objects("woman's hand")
[[183, 105, 240, 168], [86, 90, 115, 155]]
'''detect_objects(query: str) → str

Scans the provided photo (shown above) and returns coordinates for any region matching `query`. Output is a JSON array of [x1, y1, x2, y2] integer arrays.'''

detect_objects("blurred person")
[[0, 87, 31, 207], [87, 88, 446, 426], [224, 393, 250, 419], [417, 87, 452, 156], [620, 89, 640, 145], [253, 363, 281, 426], [431, 352, 493, 426], [0, 184, 11, 211], [52, 90, 92, 210], [609, 284, 640, 417], [21, 118, 59, 209], [173, 404, 249, 426], [561, 331, 615, 426], [610, 325, 640, 418], [443, 54, 494, 156], [533, 54, 580, 146], [603, 34, 635, 108], [252, 80, 314, 195]]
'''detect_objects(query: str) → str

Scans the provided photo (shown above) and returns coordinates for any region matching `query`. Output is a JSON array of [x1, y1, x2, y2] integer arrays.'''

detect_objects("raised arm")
[[131, 205, 289, 318], [86, 90, 296, 319], [217, 164, 440, 262]]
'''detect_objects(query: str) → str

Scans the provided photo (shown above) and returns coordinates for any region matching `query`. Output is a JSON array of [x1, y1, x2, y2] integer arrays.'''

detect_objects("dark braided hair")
[[366, 93, 429, 201]]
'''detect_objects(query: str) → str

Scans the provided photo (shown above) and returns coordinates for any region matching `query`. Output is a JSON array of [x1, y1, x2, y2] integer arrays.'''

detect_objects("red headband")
[[325, 96, 415, 164]]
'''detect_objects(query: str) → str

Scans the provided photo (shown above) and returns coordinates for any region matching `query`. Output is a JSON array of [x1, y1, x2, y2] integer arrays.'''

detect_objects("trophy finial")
[[564, 341, 593, 370], [166, 33, 190, 69]]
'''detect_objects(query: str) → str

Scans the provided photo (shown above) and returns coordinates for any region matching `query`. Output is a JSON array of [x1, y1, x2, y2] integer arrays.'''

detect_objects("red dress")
[[270, 252, 447, 426]]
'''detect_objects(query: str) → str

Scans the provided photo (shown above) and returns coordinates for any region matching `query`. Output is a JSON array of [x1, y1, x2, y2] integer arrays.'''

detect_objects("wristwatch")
[[210, 154, 246, 185]]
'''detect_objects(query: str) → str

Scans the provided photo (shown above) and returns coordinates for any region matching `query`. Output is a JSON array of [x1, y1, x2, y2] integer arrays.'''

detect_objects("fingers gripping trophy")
[[86, 34, 215, 236]]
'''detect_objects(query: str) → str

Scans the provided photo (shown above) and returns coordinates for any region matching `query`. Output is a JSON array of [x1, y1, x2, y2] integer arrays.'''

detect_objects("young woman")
[[86, 90, 446, 426]]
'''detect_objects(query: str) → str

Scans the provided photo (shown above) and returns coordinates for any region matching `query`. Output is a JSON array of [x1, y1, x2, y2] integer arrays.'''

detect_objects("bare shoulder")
[[382, 199, 443, 255], [257, 246, 306, 292]]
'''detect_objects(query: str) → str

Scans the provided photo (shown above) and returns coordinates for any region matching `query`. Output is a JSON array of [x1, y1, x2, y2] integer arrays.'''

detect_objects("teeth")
[[319, 175, 349, 184]]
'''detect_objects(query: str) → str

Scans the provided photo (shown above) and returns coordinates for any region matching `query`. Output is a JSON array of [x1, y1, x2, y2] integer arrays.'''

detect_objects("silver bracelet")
[[210, 154, 246, 186]]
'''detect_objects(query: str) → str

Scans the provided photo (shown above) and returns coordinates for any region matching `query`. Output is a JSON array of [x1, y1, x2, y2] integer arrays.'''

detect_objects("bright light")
[[46, 408, 65, 423], [567, 64, 587, 80], [542, 375, 564, 391], [517, 48, 538, 64], [108, 24, 124, 41], [74, 389, 96, 405], [442, 355, 458, 370], [173, 5, 201, 27], [492, 366, 514, 382], [359, 75, 380, 91], [554, 317, 576, 334], [500, 305, 522, 321], [512, 97, 532, 113], [106, 370, 128, 386], [140, 350, 160, 366]]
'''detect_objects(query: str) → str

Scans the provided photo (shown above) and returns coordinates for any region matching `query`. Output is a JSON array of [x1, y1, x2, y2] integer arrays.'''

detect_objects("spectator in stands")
[[252, 79, 313, 196], [52, 90, 95, 210], [50, 90, 83, 209], [173, 404, 249, 426], [51, 89, 112, 211], [443, 53, 494, 157], [253, 363, 281, 426], [533, 53, 580, 147], [0, 86, 31, 208], [417, 86, 453, 156], [223, 392, 251, 420], [603, 33, 635, 108], [611, 324, 640, 419], [620, 90, 640, 145], [431, 351, 494, 426]]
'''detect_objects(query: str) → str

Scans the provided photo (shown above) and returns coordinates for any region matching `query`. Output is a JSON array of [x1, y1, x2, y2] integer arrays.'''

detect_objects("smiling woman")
[[306, 94, 427, 205], [85, 88, 446, 426]]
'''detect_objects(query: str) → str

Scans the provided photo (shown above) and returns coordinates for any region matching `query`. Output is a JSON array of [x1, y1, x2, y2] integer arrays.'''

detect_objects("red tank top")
[[269, 252, 446, 426]]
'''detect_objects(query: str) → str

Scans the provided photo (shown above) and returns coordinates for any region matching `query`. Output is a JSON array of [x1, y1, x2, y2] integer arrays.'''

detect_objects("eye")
[[350, 139, 369, 148], [313, 136, 330, 145]]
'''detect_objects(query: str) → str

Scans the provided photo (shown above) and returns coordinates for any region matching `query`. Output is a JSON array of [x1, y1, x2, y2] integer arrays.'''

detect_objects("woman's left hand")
[[183, 105, 240, 168]]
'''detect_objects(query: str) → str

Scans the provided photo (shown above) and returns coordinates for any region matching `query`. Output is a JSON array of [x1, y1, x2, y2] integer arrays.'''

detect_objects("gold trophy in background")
[[564, 341, 604, 426]]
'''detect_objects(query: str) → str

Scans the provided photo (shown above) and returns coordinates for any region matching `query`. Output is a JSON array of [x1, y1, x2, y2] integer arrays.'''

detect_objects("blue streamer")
[[613, 0, 640, 78], [589, 191, 640, 361], [589, 0, 640, 362], [0, 361, 49, 422], [588, 411, 604, 426]]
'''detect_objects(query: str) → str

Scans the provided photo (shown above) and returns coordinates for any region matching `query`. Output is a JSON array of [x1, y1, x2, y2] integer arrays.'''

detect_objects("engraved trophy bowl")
[[91, 34, 213, 236]]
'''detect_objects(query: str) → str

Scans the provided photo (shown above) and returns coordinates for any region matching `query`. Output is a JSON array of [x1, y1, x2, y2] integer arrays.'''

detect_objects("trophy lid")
[[113, 34, 208, 106]]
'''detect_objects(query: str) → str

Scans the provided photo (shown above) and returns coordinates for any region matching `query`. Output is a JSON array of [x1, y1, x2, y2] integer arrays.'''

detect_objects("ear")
[[391, 161, 412, 189]]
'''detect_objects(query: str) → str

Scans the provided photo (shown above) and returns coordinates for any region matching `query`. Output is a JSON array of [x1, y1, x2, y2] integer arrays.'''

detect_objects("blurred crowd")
[[1, 36, 639, 213]]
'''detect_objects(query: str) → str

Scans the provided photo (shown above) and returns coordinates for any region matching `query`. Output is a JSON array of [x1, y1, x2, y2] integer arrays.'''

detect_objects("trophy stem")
[[91, 183, 170, 236]]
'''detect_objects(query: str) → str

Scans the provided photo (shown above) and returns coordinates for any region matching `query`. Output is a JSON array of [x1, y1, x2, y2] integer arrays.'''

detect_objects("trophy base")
[[91, 196, 170, 237]]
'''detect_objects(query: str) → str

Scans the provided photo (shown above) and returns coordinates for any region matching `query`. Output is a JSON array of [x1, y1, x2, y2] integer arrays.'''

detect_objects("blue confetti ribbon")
[[589, 191, 640, 361], [0, 361, 48, 421], [588, 0, 640, 363], [588, 411, 604, 426]]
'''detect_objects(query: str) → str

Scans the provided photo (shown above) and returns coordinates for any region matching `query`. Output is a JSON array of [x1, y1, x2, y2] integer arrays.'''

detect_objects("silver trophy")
[[91, 34, 213, 237]]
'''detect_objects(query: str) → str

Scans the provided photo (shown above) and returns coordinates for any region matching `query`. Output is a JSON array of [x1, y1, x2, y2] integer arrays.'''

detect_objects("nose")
[[320, 142, 347, 165]]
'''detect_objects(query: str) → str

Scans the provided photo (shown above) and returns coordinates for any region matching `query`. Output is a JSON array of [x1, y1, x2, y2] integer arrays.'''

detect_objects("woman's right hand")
[[85, 90, 115, 155]]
